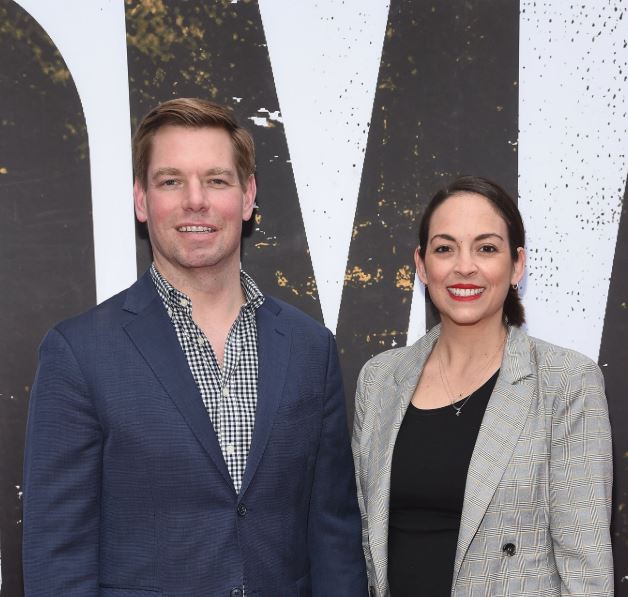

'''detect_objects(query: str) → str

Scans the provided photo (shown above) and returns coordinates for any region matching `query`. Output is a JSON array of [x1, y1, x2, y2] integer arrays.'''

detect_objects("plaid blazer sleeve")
[[352, 364, 373, 583], [547, 354, 613, 594]]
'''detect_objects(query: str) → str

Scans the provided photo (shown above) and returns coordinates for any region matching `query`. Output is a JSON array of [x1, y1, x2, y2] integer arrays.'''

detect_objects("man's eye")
[[208, 178, 228, 187], [160, 179, 180, 187]]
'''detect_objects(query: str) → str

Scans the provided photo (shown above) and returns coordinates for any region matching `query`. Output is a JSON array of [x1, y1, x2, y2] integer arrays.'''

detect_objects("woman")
[[352, 176, 613, 596]]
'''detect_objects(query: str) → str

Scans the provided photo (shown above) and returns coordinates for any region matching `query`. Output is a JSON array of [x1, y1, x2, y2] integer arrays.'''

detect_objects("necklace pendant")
[[455, 409, 462, 416]]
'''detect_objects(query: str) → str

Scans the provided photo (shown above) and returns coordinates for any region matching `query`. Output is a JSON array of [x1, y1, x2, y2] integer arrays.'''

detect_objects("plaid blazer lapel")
[[366, 326, 440, 595], [453, 325, 536, 586]]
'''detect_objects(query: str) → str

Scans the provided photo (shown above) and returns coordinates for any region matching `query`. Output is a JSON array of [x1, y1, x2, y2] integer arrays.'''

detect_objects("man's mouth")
[[177, 225, 216, 233]]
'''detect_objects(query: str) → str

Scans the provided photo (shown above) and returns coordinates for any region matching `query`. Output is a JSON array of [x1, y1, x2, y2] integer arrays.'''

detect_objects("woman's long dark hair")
[[418, 176, 526, 326]]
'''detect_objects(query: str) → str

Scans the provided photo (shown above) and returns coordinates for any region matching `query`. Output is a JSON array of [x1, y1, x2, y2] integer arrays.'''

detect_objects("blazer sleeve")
[[307, 331, 368, 596], [23, 328, 102, 596], [352, 363, 374, 581], [548, 359, 613, 595]]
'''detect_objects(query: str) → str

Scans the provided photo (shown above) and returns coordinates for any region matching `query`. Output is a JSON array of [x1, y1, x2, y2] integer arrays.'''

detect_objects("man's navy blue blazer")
[[23, 270, 367, 596]]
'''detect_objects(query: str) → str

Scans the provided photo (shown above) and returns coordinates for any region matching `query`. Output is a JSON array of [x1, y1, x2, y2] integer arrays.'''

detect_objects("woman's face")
[[415, 192, 525, 328]]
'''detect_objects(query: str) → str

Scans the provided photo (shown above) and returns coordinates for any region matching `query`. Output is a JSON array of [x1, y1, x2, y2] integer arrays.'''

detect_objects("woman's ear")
[[414, 246, 428, 285], [511, 246, 526, 286]]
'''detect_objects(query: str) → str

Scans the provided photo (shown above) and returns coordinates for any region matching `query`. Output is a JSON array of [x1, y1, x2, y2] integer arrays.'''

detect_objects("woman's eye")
[[434, 245, 452, 253], [479, 245, 497, 253]]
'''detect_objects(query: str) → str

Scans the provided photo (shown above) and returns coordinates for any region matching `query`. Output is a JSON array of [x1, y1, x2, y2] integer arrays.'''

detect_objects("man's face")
[[134, 125, 256, 282]]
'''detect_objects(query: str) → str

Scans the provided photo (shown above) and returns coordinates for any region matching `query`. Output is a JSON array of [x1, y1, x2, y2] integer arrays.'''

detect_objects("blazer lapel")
[[238, 297, 291, 498], [122, 273, 234, 490], [368, 326, 440, 594], [453, 326, 535, 584]]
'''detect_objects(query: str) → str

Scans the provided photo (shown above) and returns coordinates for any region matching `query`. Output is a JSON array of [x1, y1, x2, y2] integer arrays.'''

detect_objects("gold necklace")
[[436, 331, 507, 416]]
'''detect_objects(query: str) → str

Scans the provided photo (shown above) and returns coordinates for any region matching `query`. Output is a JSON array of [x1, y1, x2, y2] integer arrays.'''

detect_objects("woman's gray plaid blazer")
[[352, 324, 613, 596]]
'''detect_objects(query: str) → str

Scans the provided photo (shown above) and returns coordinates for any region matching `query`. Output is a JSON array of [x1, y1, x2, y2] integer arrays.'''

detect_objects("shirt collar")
[[150, 264, 265, 314]]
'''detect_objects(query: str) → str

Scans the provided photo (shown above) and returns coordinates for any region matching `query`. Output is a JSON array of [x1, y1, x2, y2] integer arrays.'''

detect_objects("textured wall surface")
[[0, 0, 626, 594]]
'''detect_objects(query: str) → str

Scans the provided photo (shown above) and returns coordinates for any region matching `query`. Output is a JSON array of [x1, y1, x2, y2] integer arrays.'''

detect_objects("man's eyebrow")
[[151, 167, 181, 179], [204, 167, 236, 177]]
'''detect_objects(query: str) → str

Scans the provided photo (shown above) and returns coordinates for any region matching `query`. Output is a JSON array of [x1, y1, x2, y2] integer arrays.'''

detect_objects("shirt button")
[[197, 335, 205, 346], [179, 298, 189, 307], [226, 444, 235, 456], [230, 588, 243, 597], [237, 503, 247, 517], [502, 542, 516, 557], [222, 387, 230, 397]]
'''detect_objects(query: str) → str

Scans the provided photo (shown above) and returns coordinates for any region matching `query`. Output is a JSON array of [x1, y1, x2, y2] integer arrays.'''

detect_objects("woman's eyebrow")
[[429, 233, 456, 243], [475, 233, 505, 242], [429, 232, 505, 243]]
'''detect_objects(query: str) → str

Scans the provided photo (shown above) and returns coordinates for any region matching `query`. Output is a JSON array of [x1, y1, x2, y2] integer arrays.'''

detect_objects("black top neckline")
[[408, 369, 500, 416]]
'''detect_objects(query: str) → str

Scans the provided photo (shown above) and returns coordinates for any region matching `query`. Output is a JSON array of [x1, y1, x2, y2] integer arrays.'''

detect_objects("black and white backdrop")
[[0, 0, 626, 594]]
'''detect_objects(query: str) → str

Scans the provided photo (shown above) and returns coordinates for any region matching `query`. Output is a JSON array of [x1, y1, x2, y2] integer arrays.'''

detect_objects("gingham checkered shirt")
[[151, 264, 265, 493]]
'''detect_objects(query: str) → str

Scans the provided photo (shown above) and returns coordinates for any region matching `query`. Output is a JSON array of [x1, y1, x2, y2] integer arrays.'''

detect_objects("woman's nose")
[[454, 248, 478, 276]]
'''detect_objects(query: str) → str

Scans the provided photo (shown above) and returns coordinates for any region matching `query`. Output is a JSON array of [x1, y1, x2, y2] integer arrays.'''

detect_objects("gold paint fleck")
[[304, 275, 318, 298], [275, 271, 288, 287], [0, 167, 7, 175], [352, 220, 372, 239], [396, 265, 414, 291], [345, 266, 383, 287], [368, 329, 404, 347], [273, 270, 312, 298]]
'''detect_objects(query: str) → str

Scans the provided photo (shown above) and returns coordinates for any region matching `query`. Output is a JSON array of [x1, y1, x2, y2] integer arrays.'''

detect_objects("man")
[[23, 98, 367, 596]]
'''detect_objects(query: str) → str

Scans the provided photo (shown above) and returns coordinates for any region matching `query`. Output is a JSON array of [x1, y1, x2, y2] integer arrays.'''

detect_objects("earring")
[[511, 283, 519, 291]]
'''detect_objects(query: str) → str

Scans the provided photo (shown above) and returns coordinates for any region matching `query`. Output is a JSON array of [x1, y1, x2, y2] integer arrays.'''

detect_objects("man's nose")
[[183, 179, 208, 210]]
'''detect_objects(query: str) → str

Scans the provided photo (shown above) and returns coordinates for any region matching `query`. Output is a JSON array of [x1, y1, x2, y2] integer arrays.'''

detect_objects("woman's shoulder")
[[357, 328, 439, 391], [362, 344, 415, 370], [357, 345, 410, 386], [524, 332, 601, 374], [511, 329, 606, 399]]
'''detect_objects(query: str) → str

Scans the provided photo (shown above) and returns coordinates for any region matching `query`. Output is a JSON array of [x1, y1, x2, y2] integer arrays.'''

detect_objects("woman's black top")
[[387, 370, 499, 597]]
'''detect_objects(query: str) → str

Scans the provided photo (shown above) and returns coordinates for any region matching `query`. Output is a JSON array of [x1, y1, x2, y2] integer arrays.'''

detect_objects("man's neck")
[[154, 259, 246, 319], [154, 260, 247, 367]]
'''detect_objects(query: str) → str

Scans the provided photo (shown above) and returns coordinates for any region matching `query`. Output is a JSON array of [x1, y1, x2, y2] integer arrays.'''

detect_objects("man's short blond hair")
[[132, 98, 255, 189]]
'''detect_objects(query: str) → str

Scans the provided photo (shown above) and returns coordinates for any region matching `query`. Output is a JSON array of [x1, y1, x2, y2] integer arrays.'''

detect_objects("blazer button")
[[237, 503, 247, 517], [502, 542, 516, 557], [230, 588, 243, 597]]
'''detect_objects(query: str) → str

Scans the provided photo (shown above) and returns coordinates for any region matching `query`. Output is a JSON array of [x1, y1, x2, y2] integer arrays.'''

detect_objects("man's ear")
[[133, 179, 148, 223], [241, 174, 257, 222]]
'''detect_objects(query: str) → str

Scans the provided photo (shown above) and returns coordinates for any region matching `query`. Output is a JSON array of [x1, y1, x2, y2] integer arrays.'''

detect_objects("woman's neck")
[[436, 315, 508, 369]]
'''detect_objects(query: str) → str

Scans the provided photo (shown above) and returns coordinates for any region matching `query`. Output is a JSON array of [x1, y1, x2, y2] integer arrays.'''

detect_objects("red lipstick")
[[447, 284, 485, 302]]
